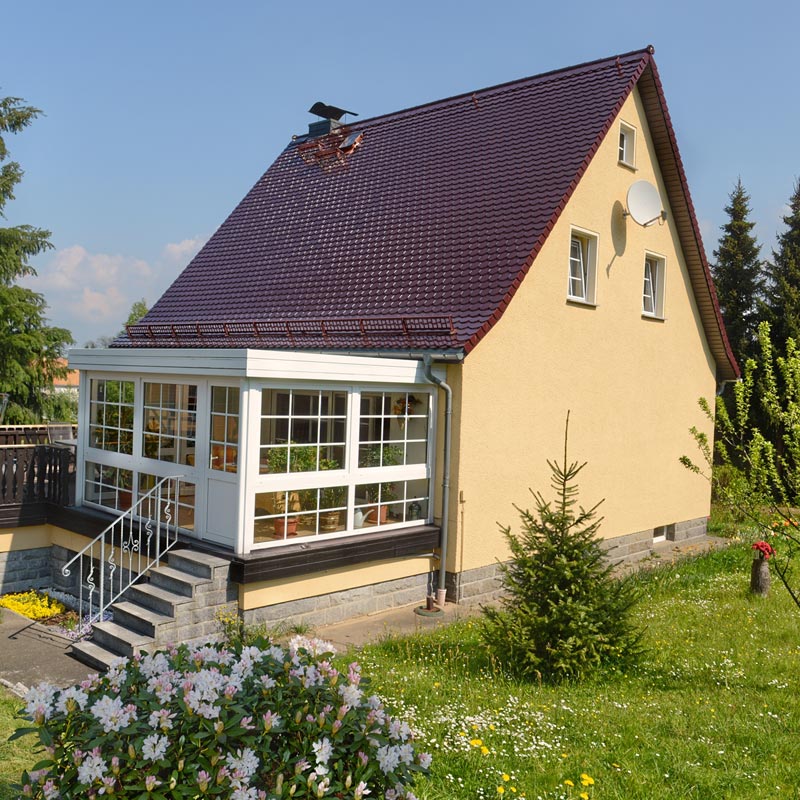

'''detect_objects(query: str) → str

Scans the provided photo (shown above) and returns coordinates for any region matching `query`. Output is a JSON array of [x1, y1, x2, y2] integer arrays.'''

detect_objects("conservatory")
[[69, 348, 440, 557]]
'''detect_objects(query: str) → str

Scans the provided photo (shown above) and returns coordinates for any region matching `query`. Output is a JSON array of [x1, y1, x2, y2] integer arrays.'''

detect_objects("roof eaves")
[[463, 47, 654, 356], [637, 60, 739, 381]]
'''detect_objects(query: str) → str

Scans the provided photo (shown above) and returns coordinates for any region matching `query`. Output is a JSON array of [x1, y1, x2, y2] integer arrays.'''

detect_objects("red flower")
[[752, 541, 776, 559]]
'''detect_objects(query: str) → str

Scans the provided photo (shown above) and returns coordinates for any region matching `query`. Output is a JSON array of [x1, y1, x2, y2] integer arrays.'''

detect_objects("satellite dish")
[[625, 180, 666, 227]]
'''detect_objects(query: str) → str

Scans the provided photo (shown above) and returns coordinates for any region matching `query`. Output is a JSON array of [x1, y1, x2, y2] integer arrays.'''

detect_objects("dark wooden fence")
[[0, 424, 77, 446], [0, 445, 75, 525]]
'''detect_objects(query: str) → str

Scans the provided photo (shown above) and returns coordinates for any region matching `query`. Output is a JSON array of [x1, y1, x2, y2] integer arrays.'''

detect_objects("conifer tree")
[[765, 180, 800, 349], [0, 95, 73, 422], [712, 179, 764, 364], [481, 414, 642, 683]]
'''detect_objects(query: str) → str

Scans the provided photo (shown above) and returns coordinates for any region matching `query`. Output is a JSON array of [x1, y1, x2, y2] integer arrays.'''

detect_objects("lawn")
[[1, 541, 799, 799]]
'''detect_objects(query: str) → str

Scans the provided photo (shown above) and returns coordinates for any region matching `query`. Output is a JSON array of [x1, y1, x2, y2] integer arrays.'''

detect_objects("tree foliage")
[[712, 178, 765, 364], [764, 180, 800, 350], [682, 321, 800, 611], [0, 95, 73, 422], [481, 414, 643, 683]]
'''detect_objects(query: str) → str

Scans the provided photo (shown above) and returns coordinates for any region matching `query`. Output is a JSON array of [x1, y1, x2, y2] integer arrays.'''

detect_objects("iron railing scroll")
[[61, 476, 182, 635]]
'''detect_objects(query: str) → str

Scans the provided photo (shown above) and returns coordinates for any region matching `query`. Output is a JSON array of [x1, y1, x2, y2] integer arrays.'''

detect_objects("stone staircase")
[[71, 549, 234, 671]]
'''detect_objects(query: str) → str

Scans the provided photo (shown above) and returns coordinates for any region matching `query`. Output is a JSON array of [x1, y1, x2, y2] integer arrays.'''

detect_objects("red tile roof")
[[117, 46, 737, 379]]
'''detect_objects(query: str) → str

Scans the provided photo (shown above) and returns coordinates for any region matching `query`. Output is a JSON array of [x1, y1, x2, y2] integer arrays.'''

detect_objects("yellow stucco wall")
[[0, 526, 52, 552], [449, 87, 717, 573], [240, 555, 436, 609]]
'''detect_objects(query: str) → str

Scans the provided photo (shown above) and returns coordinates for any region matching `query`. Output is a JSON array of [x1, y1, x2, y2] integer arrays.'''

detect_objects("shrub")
[[0, 590, 65, 621], [13, 636, 431, 799], [481, 415, 643, 682]]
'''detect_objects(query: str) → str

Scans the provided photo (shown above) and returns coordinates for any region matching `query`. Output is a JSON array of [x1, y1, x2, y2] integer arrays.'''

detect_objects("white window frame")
[[81, 373, 211, 529], [248, 381, 435, 551], [618, 121, 636, 168], [567, 228, 598, 305], [642, 252, 666, 318]]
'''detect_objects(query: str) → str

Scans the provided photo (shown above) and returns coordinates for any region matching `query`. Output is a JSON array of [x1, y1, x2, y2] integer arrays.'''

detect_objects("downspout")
[[423, 354, 452, 608]]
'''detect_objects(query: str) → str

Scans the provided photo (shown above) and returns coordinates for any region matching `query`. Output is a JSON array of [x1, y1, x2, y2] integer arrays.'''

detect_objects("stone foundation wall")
[[671, 516, 708, 542], [0, 547, 51, 595], [242, 571, 437, 629], [444, 563, 504, 607]]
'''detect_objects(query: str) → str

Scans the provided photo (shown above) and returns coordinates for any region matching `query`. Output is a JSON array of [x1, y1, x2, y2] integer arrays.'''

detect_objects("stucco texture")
[[447, 87, 717, 574]]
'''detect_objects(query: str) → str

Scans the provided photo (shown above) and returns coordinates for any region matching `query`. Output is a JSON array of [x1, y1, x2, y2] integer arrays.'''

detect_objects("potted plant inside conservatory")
[[266, 445, 318, 537], [319, 458, 346, 532], [358, 443, 402, 524]]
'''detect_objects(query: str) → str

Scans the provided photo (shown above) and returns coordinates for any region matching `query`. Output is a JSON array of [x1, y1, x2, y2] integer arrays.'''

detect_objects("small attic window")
[[618, 121, 636, 168]]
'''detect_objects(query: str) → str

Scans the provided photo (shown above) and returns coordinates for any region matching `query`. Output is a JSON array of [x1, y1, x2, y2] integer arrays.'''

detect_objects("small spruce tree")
[[481, 414, 643, 682]]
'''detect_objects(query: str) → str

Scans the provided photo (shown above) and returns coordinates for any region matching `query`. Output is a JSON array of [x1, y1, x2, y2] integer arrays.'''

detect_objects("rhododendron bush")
[[13, 636, 430, 799]]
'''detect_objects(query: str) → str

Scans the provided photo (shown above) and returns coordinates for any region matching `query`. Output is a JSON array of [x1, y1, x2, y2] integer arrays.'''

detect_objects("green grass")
[[2, 543, 799, 799], [0, 688, 33, 800], [355, 543, 800, 799]]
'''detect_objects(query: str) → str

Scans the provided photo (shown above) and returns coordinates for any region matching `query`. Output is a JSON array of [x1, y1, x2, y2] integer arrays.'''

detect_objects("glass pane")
[[211, 386, 227, 413]]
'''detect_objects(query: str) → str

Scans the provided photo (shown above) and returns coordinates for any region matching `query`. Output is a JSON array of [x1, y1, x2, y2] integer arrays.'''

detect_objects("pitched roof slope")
[[118, 47, 737, 379]]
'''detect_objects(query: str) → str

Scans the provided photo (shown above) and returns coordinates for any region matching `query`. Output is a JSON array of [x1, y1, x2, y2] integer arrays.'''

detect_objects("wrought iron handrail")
[[61, 476, 182, 633]]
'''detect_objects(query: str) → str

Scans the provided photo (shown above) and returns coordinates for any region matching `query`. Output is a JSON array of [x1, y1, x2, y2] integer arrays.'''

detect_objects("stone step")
[[149, 565, 207, 597], [112, 600, 174, 638], [91, 620, 154, 658], [129, 582, 192, 616], [168, 549, 230, 581], [71, 639, 120, 672]]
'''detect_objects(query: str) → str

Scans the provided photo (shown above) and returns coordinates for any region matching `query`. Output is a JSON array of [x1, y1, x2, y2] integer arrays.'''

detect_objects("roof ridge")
[[293, 46, 654, 140]]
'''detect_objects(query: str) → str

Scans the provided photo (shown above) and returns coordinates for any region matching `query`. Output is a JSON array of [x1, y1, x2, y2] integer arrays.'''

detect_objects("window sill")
[[618, 160, 637, 172], [641, 313, 666, 322], [230, 524, 441, 582], [566, 297, 597, 308]]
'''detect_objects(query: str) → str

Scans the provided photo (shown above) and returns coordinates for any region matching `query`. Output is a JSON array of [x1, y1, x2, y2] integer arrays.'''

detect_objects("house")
[[2, 46, 737, 666]]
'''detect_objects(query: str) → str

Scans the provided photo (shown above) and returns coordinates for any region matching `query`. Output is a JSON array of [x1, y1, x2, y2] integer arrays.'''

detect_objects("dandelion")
[[580, 773, 595, 786], [580, 794, 589, 800], [497, 787, 505, 795], [564, 779, 574, 787]]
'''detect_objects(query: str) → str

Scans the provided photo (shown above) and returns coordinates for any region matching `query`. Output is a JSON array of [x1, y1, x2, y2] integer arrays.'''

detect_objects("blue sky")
[[2, 0, 798, 346]]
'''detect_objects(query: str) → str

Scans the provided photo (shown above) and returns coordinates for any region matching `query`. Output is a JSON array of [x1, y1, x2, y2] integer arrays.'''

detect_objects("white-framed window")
[[83, 375, 206, 529], [253, 385, 433, 548], [618, 121, 636, 168], [643, 253, 666, 318], [142, 382, 197, 465], [88, 379, 135, 454], [567, 229, 598, 304], [210, 385, 240, 473]]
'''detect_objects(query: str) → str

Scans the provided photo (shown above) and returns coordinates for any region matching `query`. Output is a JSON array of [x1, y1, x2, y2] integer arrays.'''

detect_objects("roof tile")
[[115, 47, 733, 376]]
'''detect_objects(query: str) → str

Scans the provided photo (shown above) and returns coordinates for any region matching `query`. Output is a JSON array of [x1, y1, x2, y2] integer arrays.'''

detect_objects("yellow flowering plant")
[[0, 590, 65, 621]]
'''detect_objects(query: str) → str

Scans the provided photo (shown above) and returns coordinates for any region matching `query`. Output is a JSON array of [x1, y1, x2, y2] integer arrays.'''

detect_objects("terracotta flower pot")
[[273, 517, 298, 538]]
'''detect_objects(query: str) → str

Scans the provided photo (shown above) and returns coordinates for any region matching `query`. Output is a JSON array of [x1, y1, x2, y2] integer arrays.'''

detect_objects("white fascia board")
[[68, 348, 447, 384]]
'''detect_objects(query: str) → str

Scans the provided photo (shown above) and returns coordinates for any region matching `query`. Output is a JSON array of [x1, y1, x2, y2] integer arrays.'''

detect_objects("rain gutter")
[[422, 353, 454, 607]]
